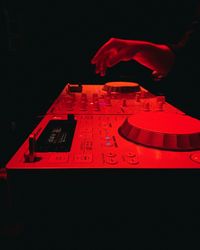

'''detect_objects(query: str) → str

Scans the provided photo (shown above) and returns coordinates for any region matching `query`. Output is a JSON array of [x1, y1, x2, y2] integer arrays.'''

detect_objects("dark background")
[[1, 1, 200, 250]]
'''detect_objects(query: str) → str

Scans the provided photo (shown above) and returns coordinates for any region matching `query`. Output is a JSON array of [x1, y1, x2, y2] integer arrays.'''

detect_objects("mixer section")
[[47, 83, 184, 115], [6, 82, 200, 170]]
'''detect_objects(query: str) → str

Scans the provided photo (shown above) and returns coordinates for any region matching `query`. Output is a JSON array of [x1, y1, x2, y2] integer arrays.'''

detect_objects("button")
[[73, 153, 93, 163], [85, 141, 93, 150], [126, 157, 139, 165], [105, 152, 116, 157], [105, 136, 111, 140], [105, 157, 118, 165], [105, 141, 113, 147], [49, 153, 68, 163], [190, 153, 200, 164], [126, 152, 136, 157]]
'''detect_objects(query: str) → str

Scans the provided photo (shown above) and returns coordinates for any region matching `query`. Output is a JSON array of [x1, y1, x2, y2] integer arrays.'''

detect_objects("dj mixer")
[[6, 82, 200, 170], [4, 82, 200, 249]]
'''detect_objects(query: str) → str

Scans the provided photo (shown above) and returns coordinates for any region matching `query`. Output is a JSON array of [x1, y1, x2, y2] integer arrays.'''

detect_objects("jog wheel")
[[103, 81, 140, 93], [119, 113, 200, 151]]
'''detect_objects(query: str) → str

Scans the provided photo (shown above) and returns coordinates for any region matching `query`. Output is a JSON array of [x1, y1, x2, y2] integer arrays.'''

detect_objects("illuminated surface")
[[46, 84, 184, 115], [119, 113, 200, 150], [5, 83, 200, 169]]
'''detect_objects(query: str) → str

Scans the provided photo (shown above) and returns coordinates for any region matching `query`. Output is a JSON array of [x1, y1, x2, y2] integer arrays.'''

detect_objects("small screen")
[[36, 119, 77, 152]]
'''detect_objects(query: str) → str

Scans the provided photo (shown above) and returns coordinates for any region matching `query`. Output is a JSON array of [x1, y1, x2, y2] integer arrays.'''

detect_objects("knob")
[[156, 95, 165, 111], [143, 102, 150, 111], [135, 92, 141, 102], [66, 83, 70, 94], [104, 96, 112, 106], [24, 134, 37, 162]]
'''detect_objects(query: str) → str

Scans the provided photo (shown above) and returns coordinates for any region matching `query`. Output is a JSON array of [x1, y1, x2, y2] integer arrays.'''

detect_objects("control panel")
[[6, 82, 200, 169], [46, 82, 184, 115]]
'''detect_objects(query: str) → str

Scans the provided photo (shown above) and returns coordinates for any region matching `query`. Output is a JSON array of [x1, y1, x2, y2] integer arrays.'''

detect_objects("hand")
[[91, 38, 175, 78]]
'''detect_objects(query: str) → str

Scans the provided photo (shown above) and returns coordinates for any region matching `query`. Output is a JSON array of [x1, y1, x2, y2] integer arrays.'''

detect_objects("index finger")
[[91, 39, 115, 64]]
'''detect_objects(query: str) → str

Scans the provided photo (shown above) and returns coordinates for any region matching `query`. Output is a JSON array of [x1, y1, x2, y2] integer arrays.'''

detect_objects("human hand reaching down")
[[91, 38, 175, 80]]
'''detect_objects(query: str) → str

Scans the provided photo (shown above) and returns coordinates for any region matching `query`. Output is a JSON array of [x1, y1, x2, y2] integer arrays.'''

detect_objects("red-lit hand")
[[91, 38, 175, 78]]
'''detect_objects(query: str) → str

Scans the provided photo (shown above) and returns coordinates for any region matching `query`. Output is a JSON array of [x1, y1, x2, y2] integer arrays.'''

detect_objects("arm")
[[91, 3, 200, 80], [91, 38, 175, 78]]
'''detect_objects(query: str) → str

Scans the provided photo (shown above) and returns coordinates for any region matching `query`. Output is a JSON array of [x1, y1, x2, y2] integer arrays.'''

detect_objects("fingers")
[[91, 38, 129, 76], [91, 41, 110, 65], [91, 38, 117, 64], [94, 49, 119, 76], [95, 51, 113, 76], [95, 57, 107, 76]]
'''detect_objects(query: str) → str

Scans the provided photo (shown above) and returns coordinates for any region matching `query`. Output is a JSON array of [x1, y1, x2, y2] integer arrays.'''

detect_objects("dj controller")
[[4, 82, 200, 249], [6, 81, 200, 170]]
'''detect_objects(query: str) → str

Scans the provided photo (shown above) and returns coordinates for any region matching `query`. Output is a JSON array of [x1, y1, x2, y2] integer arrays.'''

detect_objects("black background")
[[0, 0, 198, 165], [1, 1, 200, 250]]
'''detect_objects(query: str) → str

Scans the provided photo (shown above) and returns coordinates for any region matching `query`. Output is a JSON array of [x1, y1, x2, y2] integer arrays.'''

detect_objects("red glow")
[[119, 113, 200, 151], [91, 38, 175, 77], [6, 84, 200, 169]]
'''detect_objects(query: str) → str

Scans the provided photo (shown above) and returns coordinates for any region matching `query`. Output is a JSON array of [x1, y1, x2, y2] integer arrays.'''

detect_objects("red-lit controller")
[[6, 82, 200, 169]]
